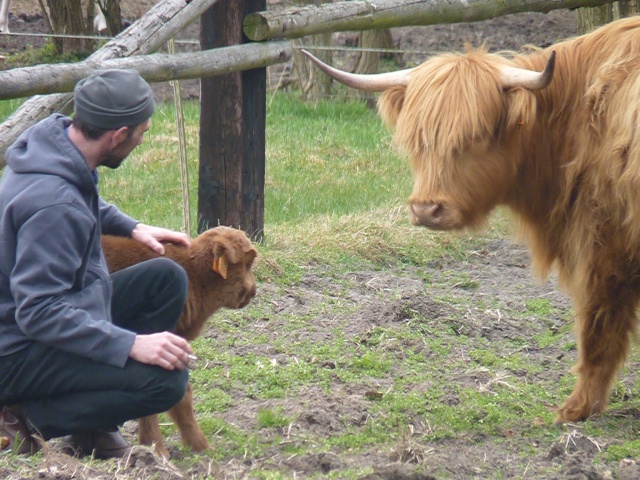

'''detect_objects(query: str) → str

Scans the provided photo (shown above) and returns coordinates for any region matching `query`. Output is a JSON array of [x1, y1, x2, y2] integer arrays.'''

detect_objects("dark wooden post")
[[199, 0, 266, 240]]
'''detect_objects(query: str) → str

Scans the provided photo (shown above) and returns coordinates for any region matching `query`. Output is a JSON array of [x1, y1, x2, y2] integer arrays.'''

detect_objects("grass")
[[264, 95, 411, 224], [3, 92, 640, 478], [1, 42, 90, 70], [0, 99, 24, 120]]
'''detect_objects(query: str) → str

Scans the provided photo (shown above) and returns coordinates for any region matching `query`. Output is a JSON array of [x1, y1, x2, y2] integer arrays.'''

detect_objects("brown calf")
[[102, 226, 257, 457]]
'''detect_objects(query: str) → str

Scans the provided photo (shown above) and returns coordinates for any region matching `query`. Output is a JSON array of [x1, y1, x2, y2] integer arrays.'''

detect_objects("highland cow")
[[303, 16, 640, 423]]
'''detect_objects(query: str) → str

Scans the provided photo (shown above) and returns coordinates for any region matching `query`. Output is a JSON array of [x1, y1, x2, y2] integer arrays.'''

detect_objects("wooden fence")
[[0, 0, 617, 238]]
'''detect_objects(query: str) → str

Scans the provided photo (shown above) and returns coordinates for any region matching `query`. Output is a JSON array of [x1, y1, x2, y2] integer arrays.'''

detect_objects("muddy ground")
[[5, 2, 639, 480]]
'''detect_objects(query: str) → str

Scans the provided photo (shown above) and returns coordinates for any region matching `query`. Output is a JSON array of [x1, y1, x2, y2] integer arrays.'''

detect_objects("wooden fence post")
[[199, 0, 266, 241]]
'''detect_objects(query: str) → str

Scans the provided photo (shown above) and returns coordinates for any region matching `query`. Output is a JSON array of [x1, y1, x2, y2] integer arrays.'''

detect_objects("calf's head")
[[302, 49, 555, 230], [198, 226, 258, 309]]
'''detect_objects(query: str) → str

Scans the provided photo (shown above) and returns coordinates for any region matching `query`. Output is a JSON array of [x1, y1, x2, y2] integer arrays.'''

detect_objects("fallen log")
[[0, 42, 292, 100], [244, 0, 614, 41]]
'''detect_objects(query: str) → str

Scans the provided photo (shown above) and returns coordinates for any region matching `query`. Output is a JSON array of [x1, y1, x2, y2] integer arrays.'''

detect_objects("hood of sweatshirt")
[[5, 114, 96, 195]]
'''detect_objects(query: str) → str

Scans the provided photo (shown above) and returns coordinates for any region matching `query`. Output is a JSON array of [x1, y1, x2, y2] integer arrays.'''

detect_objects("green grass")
[[265, 94, 411, 224], [605, 440, 640, 461], [256, 407, 291, 429], [0, 99, 25, 120], [1, 41, 91, 70], [1, 95, 413, 242]]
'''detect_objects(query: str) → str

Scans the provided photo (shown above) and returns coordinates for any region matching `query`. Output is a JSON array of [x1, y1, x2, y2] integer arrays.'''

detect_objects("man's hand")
[[129, 332, 194, 370], [131, 223, 191, 255]]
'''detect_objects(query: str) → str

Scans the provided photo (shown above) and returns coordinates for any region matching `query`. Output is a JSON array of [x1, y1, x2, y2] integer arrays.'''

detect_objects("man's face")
[[101, 119, 151, 169]]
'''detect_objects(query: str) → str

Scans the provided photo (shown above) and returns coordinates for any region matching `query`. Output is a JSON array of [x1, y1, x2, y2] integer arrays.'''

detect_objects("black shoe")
[[0, 405, 40, 455], [60, 427, 131, 459]]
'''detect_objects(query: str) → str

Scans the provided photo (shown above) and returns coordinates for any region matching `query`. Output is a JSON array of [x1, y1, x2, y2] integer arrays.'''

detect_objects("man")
[[0, 69, 195, 458]]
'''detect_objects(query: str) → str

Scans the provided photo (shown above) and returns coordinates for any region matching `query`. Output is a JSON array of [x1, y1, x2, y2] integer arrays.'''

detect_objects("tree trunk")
[[97, 0, 124, 36], [44, 0, 99, 54], [352, 29, 393, 105], [291, 0, 332, 101], [577, 0, 637, 34], [293, 32, 332, 100], [353, 29, 393, 74]]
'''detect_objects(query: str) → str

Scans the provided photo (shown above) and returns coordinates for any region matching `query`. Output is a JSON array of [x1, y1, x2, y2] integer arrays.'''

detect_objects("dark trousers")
[[0, 258, 189, 439]]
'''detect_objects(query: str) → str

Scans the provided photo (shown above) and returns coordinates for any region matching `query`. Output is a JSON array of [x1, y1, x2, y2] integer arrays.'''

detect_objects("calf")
[[102, 226, 257, 457]]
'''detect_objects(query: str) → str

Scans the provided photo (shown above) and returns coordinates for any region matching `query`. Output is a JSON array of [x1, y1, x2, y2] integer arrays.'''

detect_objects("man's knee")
[[142, 258, 188, 331], [150, 368, 189, 412], [150, 258, 188, 303]]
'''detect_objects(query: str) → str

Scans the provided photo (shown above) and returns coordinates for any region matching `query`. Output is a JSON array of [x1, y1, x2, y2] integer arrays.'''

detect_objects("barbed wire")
[[294, 44, 431, 56], [0, 27, 430, 102], [0, 30, 198, 45]]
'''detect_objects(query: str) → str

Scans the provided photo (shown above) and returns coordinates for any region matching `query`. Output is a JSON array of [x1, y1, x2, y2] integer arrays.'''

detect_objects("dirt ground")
[[7, 3, 638, 480]]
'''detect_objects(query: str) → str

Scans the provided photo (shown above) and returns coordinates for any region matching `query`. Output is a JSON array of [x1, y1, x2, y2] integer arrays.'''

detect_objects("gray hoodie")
[[0, 114, 138, 367]]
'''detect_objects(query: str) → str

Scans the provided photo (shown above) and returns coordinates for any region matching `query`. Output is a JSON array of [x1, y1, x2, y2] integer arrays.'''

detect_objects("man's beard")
[[100, 152, 127, 169], [100, 138, 135, 169]]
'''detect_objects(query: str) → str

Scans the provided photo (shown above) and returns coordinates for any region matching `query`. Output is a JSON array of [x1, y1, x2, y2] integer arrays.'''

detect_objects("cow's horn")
[[499, 51, 556, 90], [301, 49, 416, 92]]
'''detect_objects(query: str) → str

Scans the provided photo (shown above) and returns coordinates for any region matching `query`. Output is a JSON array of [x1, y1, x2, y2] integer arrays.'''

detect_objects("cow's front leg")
[[556, 280, 637, 423]]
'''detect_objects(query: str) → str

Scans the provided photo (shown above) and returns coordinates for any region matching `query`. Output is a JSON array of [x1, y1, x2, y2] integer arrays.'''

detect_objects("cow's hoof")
[[555, 395, 605, 424]]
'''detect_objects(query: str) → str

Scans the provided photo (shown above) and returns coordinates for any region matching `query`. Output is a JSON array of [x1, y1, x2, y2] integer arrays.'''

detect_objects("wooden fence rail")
[[0, 42, 291, 100], [244, 0, 615, 40]]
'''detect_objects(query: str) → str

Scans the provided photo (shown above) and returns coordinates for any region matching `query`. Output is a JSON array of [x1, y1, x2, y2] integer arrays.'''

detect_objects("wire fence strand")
[[0, 30, 434, 56]]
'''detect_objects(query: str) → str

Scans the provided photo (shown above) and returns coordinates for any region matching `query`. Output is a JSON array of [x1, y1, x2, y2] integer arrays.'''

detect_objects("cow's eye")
[[463, 135, 486, 150]]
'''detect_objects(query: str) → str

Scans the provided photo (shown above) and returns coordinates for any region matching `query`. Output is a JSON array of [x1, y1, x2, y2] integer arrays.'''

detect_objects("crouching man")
[[0, 69, 194, 458]]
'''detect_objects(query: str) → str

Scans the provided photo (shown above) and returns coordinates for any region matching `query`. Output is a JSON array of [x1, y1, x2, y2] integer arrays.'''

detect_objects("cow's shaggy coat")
[[309, 16, 640, 423], [102, 226, 257, 457]]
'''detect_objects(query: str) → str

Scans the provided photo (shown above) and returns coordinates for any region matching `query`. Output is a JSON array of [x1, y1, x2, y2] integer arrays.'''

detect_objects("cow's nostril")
[[426, 203, 444, 219], [412, 202, 444, 219]]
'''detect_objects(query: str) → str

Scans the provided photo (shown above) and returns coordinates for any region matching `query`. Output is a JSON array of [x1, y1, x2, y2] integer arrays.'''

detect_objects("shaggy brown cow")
[[303, 16, 640, 424], [102, 226, 257, 457]]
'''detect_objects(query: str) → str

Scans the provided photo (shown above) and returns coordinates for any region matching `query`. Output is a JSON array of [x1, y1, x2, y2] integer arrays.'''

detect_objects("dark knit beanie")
[[74, 69, 155, 129]]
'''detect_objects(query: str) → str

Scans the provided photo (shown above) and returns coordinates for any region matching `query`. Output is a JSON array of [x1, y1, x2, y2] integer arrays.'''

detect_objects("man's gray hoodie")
[[0, 114, 139, 367]]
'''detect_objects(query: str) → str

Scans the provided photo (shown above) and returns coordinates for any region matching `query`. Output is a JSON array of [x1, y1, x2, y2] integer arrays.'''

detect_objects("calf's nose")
[[239, 281, 257, 307]]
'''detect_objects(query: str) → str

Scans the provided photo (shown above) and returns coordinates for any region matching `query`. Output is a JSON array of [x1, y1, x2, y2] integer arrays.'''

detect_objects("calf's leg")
[[138, 414, 169, 458], [138, 383, 208, 457], [167, 382, 209, 451]]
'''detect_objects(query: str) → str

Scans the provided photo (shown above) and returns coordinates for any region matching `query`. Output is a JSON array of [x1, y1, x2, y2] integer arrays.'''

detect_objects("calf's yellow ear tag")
[[213, 256, 229, 279]]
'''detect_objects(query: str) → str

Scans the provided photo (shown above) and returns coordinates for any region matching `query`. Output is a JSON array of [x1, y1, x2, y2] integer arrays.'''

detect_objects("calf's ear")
[[245, 248, 257, 264], [213, 255, 229, 279], [212, 236, 242, 279]]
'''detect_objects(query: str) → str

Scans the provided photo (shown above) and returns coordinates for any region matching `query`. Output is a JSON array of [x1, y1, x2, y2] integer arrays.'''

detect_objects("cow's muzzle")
[[409, 202, 461, 230]]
